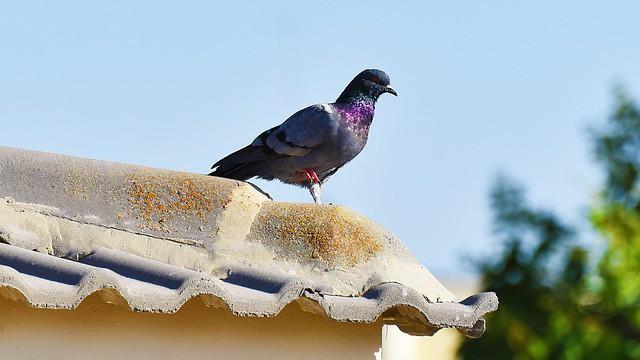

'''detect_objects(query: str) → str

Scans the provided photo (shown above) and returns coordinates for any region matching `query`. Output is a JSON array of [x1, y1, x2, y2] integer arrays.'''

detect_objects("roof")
[[0, 146, 498, 337]]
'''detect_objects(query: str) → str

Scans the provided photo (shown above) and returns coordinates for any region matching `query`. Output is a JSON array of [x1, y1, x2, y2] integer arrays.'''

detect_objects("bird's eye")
[[371, 76, 379, 84]]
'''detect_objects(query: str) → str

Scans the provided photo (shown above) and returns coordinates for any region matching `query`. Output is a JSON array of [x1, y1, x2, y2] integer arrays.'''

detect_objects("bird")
[[209, 69, 397, 204]]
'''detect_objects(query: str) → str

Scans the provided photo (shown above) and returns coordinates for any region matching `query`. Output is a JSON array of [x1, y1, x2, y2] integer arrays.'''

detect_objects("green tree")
[[459, 90, 640, 359]]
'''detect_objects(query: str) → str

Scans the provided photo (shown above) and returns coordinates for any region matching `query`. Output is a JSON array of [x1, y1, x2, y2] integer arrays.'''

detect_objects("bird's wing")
[[255, 104, 337, 157], [211, 104, 336, 171]]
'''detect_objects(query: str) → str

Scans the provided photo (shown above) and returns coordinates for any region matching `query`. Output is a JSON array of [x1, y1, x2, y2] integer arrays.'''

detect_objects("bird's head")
[[336, 69, 397, 103]]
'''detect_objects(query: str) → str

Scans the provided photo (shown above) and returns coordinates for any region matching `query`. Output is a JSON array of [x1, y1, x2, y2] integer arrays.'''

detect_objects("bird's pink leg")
[[299, 168, 322, 204]]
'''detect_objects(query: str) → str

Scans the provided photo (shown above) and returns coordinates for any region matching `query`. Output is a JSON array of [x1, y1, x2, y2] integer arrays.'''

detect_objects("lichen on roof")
[[0, 146, 499, 337], [250, 202, 383, 267], [63, 169, 100, 201], [126, 171, 232, 232]]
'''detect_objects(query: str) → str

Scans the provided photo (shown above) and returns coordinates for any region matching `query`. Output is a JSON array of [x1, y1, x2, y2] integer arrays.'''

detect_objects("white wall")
[[0, 292, 382, 360]]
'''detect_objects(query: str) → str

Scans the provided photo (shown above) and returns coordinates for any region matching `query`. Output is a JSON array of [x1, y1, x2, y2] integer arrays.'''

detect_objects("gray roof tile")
[[0, 146, 498, 337]]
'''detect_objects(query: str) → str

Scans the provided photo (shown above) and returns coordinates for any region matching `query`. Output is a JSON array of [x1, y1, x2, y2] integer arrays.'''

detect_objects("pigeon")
[[209, 69, 397, 204]]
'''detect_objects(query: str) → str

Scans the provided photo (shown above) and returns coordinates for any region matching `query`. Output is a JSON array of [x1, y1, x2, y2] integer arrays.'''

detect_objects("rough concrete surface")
[[0, 146, 498, 337]]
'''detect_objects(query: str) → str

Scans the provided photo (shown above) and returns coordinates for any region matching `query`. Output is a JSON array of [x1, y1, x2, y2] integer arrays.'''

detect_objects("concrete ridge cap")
[[0, 145, 498, 334]]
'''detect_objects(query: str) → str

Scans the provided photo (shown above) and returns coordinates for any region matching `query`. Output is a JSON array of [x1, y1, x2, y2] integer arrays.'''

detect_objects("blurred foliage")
[[458, 89, 640, 359]]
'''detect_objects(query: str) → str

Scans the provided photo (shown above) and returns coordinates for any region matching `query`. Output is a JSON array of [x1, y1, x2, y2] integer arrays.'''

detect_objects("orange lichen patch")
[[63, 171, 99, 200], [126, 172, 233, 232], [251, 202, 383, 267]]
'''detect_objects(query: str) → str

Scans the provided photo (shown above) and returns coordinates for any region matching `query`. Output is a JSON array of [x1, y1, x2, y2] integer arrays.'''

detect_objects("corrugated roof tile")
[[0, 146, 498, 337]]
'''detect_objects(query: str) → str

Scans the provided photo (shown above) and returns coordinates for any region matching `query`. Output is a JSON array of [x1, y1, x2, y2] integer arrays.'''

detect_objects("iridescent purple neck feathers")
[[335, 97, 375, 127]]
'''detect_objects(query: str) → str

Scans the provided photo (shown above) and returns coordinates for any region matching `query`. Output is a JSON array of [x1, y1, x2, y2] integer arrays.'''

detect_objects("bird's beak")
[[385, 85, 398, 96]]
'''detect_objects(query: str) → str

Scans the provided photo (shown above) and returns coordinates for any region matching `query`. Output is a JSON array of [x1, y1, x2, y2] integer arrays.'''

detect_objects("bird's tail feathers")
[[209, 162, 256, 181], [210, 144, 281, 181]]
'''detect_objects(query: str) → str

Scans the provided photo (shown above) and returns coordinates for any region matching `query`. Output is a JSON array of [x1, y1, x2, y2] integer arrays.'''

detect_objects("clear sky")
[[2, 2, 639, 278]]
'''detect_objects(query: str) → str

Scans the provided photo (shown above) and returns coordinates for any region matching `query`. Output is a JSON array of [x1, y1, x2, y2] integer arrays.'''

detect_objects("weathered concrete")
[[0, 146, 498, 337]]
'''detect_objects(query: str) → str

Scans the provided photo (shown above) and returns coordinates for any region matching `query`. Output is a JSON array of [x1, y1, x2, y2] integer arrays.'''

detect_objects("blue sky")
[[2, 2, 639, 277]]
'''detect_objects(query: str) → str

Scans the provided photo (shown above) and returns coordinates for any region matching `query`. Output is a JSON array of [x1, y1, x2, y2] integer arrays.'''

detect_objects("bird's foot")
[[298, 168, 322, 204], [302, 168, 320, 184]]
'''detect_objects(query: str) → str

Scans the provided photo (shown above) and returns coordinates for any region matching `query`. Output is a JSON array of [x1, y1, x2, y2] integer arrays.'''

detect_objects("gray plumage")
[[210, 69, 397, 203]]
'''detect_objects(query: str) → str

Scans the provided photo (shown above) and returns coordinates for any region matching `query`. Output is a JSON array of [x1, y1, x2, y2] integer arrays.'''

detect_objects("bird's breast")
[[335, 122, 370, 160]]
